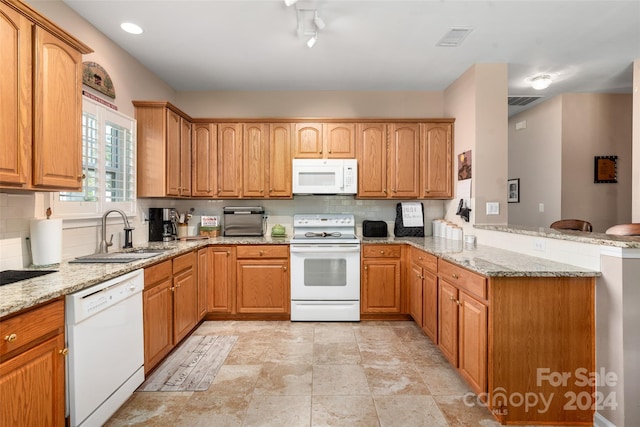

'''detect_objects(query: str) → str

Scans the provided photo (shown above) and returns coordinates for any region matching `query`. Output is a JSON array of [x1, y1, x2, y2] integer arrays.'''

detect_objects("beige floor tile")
[[312, 364, 370, 396], [358, 342, 414, 366], [204, 364, 261, 396], [177, 393, 252, 427], [364, 363, 430, 395], [417, 363, 473, 396], [313, 341, 362, 364], [312, 395, 380, 427], [390, 321, 429, 342], [254, 362, 313, 396], [224, 340, 270, 364], [374, 395, 449, 427], [313, 323, 358, 343], [243, 395, 312, 427], [434, 395, 503, 427], [263, 342, 314, 364], [104, 391, 192, 426]]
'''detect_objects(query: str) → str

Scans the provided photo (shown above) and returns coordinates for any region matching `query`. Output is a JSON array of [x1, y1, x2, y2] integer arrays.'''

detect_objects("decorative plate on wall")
[[82, 61, 116, 99]]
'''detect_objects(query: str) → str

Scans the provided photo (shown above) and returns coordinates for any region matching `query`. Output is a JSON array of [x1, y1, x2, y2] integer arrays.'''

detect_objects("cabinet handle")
[[59, 348, 69, 356], [452, 273, 459, 279], [4, 333, 17, 343]]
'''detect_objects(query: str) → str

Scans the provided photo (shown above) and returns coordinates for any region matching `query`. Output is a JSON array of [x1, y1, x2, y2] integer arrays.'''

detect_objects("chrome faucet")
[[99, 209, 134, 253]]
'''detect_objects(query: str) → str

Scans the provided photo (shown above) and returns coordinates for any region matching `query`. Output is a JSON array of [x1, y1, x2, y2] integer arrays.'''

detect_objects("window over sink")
[[52, 97, 136, 218]]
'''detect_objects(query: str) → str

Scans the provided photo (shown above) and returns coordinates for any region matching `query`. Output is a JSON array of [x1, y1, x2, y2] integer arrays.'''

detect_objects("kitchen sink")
[[69, 248, 172, 264]]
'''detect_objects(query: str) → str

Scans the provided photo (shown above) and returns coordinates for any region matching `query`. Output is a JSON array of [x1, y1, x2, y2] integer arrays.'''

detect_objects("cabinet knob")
[[170, 286, 175, 291], [227, 251, 231, 255], [364, 265, 368, 270], [59, 348, 69, 356], [269, 188, 273, 192], [77, 174, 86, 181], [260, 189, 264, 193], [456, 300, 462, 306], [283, 266, 287, 271], [383, 189, 387, 194], [452, 273, 459, 279], [4, 333, 17, 343], [450, 295, 455, 302], [380, 250, 384, 254], [259, 250, 264, 256], [392, 188, 397, 193]]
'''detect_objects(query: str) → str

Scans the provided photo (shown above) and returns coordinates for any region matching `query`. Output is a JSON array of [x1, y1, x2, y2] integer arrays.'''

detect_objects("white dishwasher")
[[66, 268, 145, 427]]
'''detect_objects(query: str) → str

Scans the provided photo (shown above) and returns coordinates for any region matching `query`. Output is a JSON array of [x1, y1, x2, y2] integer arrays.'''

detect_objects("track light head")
[[313, 12, 326, 30], [284, 0, 298, 6], [307, 32, 318, 48]]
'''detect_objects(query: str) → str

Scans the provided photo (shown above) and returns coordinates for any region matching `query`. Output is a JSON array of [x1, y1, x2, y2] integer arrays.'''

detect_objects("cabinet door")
[[422, 269, 438, 344], [179, 117, 192, 196], [325, 123, 355, 158], [243, 123, 268, 197], [209, 246, 236, 313], [409, 263, 423, 326], [197, 248, 208, 320], [0, 4, 31, 186], [268, 123, 292, 197], [438, 280, 458, 366], [217, 123, 243, 198], [356, 123, 387, 198], [388, 123, 420, 198], [33, 26, 83, 189], [236, 259, 289, 313], [143, 278, 173, 373], [0, 334, 66, 427], [173, 263, 197, 343], [422, 123, 453, 198], [165, 109, 181, 196], [361, 259, 401, 313], [458, 291, 487, 395], [293, 123, 323, 158], [192, 123, 217, 197]]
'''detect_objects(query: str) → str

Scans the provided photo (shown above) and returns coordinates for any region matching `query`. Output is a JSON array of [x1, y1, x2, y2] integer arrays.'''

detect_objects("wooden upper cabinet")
[[191, 123, 217, 197], [324, 123, 355, 158], [243, 123, 268, 198], [165, 110, 181, 196], [388, 123, 420, 198], [356, 123, 387, 198], [294, 123, 355, 159], [0, 5, 31, 186], [179, 117, 192, 196], [293, 123, 323, 158], [217, 123, 243, 198], [268, 123, 293, 198], [0, 1, 91, 191], [421, 122, 453, 199]]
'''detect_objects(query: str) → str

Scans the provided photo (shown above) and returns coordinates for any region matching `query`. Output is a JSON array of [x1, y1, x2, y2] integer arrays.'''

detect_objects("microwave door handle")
[[337, 167, 344, 189]]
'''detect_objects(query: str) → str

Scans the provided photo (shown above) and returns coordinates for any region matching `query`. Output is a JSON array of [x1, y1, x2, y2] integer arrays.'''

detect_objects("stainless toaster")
[[223, 206, 265, 236]]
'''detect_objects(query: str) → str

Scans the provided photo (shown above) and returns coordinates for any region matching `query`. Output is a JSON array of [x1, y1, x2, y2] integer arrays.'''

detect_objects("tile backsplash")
[[0, 192, 445, 269]]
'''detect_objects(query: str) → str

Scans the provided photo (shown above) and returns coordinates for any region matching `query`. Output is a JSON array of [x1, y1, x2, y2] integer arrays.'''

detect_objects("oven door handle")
[[290, 244, 361, 253]]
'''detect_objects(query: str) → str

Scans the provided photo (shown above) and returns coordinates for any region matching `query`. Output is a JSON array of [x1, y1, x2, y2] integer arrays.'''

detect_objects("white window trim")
[[50, 97, 137, 221]]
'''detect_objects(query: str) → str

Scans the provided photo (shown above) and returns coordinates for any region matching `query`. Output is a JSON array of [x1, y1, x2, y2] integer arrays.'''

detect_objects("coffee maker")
[[148, 208, 177, 241]]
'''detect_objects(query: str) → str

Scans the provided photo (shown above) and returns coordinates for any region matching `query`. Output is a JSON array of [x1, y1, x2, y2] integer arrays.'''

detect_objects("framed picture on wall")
[[508, 178, 520, 203], [594, 156, 617, 183]]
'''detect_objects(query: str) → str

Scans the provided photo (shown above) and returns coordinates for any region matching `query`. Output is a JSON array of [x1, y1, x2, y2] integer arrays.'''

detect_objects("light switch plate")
[[486, 202, 499, 215]]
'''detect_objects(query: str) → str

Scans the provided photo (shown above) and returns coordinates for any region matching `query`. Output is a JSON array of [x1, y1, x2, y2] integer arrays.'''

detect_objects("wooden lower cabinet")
[[143, 251, 198, 373], [361, 245, 402, 315], [208, 246, 236, 313], [0, 300, 66, 427], [236, 245, 289, 314], [410, 248, 438, 342]]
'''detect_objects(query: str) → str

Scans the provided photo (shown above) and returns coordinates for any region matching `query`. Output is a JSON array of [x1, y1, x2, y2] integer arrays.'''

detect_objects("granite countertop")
[[361, 236, 600, 279], [1, 234, 599, 318], [0, 236, 289, 318], [474, 224, 640, 248]]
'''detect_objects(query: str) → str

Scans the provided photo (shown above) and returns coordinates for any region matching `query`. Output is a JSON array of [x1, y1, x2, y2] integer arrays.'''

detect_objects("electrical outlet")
[[486, 202, 499, 215], [539, 203, 545, 213], [533, 239, 546, 252]]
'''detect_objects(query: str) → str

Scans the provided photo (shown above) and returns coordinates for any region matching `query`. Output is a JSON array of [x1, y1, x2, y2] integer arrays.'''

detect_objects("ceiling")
[[61, 0, 640, 116]]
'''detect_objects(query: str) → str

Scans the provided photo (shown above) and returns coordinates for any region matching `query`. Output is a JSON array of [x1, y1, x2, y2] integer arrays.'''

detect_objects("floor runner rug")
[[138, 335, 238, 392]]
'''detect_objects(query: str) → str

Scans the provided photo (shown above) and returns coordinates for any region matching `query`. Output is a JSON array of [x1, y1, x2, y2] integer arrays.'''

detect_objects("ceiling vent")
[[436, 27, 473, 47], [508, 96, 543, 106]]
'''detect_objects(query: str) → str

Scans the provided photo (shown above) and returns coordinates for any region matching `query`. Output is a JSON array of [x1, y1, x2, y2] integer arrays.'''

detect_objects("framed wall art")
[[594, 156, 617, 183], [508, 178, 520, 203]]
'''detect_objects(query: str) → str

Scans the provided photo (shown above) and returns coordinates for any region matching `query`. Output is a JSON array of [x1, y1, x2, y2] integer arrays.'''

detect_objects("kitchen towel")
[[30, 218, 62, 266], [401, 202, 424, 227]]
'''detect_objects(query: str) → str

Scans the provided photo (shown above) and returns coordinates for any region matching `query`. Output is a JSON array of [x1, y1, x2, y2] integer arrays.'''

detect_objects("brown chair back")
[[550, 219, 593, 232], [605, 223, 640, 236]]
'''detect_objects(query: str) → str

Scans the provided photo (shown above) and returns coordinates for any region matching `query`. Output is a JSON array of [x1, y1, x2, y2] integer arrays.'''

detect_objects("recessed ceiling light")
[[530, 74, 552, 90], [120, 22, 143, 35]]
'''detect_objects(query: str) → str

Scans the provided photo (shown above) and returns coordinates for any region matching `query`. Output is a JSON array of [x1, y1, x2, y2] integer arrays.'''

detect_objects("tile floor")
[[105, 321, 572, 427]]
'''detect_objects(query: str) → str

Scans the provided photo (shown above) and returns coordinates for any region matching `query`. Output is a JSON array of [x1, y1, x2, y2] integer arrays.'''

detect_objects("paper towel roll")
[[30, 219, 62, 266]]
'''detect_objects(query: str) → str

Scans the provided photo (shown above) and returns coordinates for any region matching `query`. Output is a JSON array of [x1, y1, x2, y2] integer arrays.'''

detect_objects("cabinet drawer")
[[438, 259, 487, 300], [363, 244, 401, 258], [1, 299, 64, 358], [236, 245, 289, 259], [173, 250, 196, 273], [145, 259, 172, 289], [411, 249, 437, 273]]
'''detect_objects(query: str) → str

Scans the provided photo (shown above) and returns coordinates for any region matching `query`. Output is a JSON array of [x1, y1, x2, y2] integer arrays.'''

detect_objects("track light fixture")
[[284, 0, 299, 6], [307, 32, 318, 48], [313, 11, 325, 30]]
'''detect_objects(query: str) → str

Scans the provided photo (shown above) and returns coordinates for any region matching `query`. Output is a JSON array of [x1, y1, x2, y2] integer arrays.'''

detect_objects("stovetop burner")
[[0, 270, 57, 286]]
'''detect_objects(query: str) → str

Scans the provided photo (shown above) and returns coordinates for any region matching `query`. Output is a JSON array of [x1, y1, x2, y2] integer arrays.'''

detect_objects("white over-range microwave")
[[292, 159, 358, 195]]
